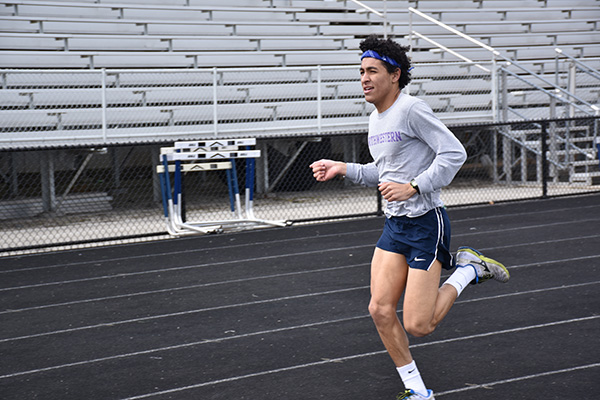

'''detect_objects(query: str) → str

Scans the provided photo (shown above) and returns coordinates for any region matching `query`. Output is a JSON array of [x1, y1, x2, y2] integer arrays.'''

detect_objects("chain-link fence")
[[1, 117, 599, 256], [1, 63, 599, 254]]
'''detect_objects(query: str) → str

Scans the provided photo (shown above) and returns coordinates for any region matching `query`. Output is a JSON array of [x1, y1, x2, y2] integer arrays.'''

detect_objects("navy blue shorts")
[[376, 207, 454, 271]]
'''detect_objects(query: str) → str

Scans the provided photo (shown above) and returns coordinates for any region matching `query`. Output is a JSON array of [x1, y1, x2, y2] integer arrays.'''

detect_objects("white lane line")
[[0, 244, 374, 292], [0, 286, 369, 344], [450, 203, 600, 223], [456, 217, 600, 238], [0, 263, 370, 314], [1, 282, 597, 378], [118, 315, 600, 400], [2, 230, 598, 294], [2, 206, 598, 274], [0, 315, 369, 380], [0, 229, 381, 274], [1, 269, 598, 345], [435, 363, 600, 396], [2, 248, 599, 316]]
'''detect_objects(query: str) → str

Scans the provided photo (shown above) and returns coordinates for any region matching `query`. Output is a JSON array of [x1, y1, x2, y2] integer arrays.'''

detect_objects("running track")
[[1, 193, 599, 399]]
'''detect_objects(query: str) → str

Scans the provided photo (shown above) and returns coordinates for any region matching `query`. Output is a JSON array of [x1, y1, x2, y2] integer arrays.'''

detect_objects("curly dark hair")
[[359, 34, 412, 90]]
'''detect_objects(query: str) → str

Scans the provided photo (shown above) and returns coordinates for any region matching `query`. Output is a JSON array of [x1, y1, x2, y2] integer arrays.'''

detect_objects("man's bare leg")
[[403, 261, 458, 338], [368, 247, 412, 366], [369, 248, 463, 398]]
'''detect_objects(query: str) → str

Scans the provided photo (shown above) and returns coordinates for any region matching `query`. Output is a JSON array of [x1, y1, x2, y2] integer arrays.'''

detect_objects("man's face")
[[360, 57, 400, 112]]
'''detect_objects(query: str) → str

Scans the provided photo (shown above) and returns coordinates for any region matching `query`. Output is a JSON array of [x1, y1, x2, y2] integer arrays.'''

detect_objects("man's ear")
[[392, 68, 401, 83]]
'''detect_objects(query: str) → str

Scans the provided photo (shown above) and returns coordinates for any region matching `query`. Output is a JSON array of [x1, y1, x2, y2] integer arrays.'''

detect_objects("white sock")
[[397, 360, 428, 396], [443, 265, 477, 297]]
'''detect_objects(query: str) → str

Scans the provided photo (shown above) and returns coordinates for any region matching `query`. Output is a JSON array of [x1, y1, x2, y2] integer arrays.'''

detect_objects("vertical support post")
[[41, 151, 56, 213], [491, 55, 498, 122], [213, 67, 218, 136], [541, 121, 549, 199], [408, 9, 413, 62], [111, 147, 121, 190], [317, 65, 322, 135], [151, 146, 162, 203], [10, 152, 19, 197], [499, 68, 511, 184], [255, 141, 268, 194], [383, 0, 388, 39], [376, 190, 383, 216], [492, 127, 499, 184], [225, 166, 236, 217], [500, 66, 508, 123], [101, 68, 107, 143], [520, 141, 527, 183], [567, 61, 576, 118]]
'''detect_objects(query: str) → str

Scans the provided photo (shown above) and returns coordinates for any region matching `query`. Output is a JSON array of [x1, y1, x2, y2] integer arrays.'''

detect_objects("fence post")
[[41, 151, 56, 212], [376, 190, 383, 216], [541, 121, 549, 199]]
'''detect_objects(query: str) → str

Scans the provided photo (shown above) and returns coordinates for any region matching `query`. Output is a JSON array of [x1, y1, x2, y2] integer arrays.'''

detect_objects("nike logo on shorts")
[[414, 257, 426, 262]]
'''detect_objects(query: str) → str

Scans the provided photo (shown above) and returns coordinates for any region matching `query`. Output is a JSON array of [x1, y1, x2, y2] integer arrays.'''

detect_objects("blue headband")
[[361, 50, 400, 68]]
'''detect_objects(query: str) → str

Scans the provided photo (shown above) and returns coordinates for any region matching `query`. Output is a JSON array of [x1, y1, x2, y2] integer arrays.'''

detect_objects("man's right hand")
[[309, 159, 346, 182]]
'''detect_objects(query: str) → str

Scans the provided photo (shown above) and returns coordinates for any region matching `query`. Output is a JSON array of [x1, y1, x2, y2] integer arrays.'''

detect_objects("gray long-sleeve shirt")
[[346, 93, 467, 218]]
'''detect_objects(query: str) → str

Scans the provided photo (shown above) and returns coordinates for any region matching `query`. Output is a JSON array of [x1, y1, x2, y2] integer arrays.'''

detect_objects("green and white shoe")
[[396, 389, 435, 399], [456, 246, 510, 284]]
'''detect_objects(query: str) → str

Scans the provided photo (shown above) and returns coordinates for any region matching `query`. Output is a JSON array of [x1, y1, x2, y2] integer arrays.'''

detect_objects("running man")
[[309, 35, 510, 400]]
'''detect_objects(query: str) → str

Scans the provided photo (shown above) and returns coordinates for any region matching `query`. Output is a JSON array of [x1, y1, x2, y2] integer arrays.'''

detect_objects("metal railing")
[[0, 66, 372, 149], [408, 7, 600, 120], [1, 61, 502, 150], [341, 0, 389, 38], [407, 7, 599, 186]]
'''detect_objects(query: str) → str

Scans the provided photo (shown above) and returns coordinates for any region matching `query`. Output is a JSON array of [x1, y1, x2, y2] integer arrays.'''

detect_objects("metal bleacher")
[[0, 0, 598, 247], [1, 0, 598, 67], [0, 0, 599, 151]]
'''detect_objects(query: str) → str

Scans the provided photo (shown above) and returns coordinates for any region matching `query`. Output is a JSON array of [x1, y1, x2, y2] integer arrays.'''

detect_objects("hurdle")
[[157, 138, 288, 235]]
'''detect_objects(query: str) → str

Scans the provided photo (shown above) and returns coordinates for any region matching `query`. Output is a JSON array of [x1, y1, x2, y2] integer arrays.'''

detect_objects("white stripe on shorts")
[[427, 207, 444, 271]]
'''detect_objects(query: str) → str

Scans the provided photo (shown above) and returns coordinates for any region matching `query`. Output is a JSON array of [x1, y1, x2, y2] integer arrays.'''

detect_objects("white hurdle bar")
[[157, 138, 287, 235]]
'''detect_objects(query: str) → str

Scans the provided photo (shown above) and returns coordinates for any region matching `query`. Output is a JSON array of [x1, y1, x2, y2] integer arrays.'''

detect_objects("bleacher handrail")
[[339, 0, 388, 38], [340, 0, 383, 17], [408, 7, 600, 117], [410, 30, 490, 73], [408, 7, 499, 55], [556, 48, 600, 81], [501, 67, 595, 117]]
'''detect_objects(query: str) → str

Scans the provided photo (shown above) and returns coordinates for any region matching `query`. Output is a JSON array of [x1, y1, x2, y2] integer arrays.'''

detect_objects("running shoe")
[[396, 389, 435, 399], [456, 246, 510, 284]]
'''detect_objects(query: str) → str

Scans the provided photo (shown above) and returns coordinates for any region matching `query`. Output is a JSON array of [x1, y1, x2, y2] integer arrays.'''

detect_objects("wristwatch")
[[410, 179, 420, 194]]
